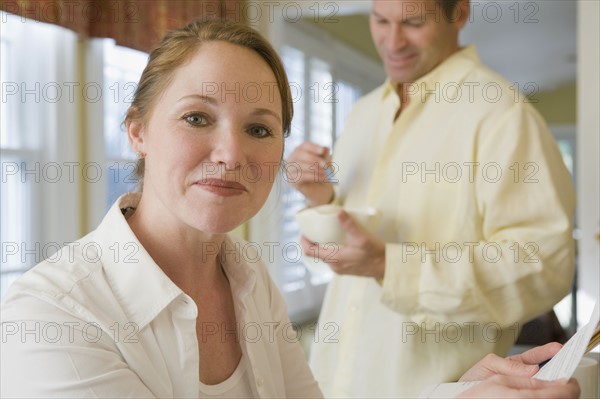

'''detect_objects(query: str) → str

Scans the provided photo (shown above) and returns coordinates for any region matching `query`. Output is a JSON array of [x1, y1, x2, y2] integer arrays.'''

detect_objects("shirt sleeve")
[[1, 318, 157, 398], [380, 103, 576, 328]]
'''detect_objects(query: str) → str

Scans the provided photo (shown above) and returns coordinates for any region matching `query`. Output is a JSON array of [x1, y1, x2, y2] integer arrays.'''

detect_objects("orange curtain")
[[0, 0, 243, 52]]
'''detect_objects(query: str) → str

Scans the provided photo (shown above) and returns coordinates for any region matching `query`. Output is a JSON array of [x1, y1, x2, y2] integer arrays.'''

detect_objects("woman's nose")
[[210, 130, 246, 171]]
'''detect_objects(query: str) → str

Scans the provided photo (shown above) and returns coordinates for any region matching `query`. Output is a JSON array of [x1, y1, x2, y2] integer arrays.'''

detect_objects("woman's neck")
[[126, 194, 226, 295]]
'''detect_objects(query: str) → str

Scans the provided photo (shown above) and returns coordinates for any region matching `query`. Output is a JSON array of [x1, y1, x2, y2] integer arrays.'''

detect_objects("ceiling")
[[331, 0, 577, 92]]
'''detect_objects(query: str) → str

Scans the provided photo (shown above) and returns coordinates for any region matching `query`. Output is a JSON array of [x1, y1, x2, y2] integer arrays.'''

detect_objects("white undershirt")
[[198, 357, 254, 398]]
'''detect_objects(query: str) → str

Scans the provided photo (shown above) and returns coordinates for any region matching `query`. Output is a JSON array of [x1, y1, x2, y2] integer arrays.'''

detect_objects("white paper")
[[534, 301, 599, 381]]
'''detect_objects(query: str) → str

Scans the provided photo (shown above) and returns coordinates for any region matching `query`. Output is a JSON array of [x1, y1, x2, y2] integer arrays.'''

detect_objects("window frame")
[[83, 38, 148, 228], [1, 13, 80, 297], [248, 19, 385, 323]]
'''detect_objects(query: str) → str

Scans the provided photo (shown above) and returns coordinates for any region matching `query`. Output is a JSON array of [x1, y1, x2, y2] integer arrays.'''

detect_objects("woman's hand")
[[459, 342, 563, 382], [458, 343, 580, 398], [459, 375, 580, 398]]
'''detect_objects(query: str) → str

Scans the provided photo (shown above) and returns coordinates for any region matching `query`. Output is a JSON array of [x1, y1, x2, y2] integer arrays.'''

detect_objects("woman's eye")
[[248, 125, 273, 138], [184, 113, 208, 126]]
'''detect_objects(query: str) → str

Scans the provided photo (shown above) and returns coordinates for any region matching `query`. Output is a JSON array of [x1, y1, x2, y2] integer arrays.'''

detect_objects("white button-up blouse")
[[1, 194, 323, 398]]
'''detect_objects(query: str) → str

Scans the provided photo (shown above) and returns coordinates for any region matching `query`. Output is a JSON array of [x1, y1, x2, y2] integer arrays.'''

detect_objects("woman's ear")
[[127, 118, 146, 155]]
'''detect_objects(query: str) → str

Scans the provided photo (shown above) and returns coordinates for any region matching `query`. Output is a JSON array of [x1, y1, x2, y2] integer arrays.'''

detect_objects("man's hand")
[[285, 142, 334, 207], [300, 210, 386, 279], [459, 376, 580, 399]]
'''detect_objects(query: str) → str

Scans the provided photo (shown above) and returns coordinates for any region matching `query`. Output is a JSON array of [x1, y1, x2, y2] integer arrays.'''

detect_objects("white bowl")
[[295, 204, 380, 275], [295, 204, 380, 244]]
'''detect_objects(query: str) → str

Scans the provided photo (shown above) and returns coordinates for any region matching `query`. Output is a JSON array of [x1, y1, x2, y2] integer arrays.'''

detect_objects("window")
[[82, 39, 147, 228], [102, 41, 147, 207], [1, 12, 79, 298], [249, 21, 384, 323], [1, 36, 10, 147], [0, 14, 145, 298], [0, 24, 28, 295]]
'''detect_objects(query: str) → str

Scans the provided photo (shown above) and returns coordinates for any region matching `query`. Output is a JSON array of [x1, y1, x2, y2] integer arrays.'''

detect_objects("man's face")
[[370, 0, 468, 84]]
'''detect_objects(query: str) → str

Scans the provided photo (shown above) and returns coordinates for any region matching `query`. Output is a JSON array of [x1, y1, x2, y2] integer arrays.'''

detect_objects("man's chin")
[[384, 68, 417, 85]]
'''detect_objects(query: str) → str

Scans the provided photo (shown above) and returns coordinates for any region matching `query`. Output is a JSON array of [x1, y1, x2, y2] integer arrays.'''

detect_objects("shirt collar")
[[94, 193, 257, 329], [220, 237, 257, 316], [95, 193, 183, 329], [418, 45, 480, 91]]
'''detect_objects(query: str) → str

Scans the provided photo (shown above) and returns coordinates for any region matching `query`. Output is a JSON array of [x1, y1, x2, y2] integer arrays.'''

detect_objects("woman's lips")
[[194, 178, 247, 197]]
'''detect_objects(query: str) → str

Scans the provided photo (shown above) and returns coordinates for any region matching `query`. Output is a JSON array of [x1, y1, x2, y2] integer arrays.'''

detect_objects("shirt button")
[[256, 376, 264, 387], [350, 305, 358, 312]]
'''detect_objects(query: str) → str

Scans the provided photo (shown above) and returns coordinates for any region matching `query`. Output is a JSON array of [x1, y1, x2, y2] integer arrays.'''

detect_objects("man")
[[287, 0, 576, 397]]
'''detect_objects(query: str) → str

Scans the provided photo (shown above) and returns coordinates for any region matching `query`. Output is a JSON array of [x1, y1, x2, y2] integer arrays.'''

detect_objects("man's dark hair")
[[437, 0, 461, 20]]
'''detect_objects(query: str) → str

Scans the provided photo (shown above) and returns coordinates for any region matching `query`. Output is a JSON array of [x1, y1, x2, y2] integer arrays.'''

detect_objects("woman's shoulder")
[[1, 230, 112, 323]]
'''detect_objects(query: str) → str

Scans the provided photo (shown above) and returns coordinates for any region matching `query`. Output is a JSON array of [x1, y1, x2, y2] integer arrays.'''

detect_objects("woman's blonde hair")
[[125, 19, 293, 182]]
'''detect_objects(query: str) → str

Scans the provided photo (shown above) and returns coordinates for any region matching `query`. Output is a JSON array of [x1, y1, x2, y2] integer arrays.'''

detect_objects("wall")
[[531, 82, 577, 125], [305, 14, 379, 62], [576, 0, 600, 325]]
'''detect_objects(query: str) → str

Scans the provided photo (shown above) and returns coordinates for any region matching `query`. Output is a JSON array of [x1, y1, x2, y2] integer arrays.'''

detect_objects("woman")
[[1, 19, 579, 399], [2, 19, 317, 398]]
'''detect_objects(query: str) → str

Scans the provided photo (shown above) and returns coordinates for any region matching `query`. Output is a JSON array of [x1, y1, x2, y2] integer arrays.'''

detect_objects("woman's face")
[[130, 41, 284, 234]]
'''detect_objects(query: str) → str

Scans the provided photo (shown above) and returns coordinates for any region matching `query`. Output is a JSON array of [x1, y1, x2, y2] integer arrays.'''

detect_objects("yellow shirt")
[[309, 46, 576, 398]]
